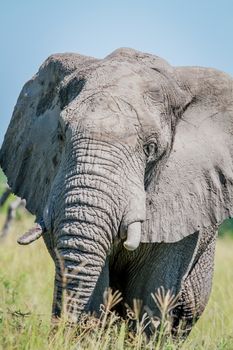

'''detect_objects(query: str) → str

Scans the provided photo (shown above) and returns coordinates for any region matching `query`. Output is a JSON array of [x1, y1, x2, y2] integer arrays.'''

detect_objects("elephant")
[[1, 48, 233, 338]]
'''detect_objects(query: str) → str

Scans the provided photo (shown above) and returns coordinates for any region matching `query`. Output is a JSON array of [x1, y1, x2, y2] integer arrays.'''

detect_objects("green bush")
[[218, 219, 233, 238], [0, 169, 6, 194]]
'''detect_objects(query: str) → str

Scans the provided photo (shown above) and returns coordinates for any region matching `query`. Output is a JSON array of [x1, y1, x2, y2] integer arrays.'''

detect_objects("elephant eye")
[[143, 142, 158, 158]]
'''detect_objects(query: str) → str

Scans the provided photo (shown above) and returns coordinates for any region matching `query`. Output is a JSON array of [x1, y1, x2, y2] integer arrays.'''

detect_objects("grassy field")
[[0, 173, 233, 349]]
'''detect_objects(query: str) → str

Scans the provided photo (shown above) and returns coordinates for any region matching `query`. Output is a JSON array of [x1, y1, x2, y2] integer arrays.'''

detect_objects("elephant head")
[[1, 48, 233, 322]]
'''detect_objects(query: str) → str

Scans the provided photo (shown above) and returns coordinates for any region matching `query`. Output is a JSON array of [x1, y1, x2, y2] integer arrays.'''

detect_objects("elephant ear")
[[0, 53, 96, 219], [142, 66, 233, 243]]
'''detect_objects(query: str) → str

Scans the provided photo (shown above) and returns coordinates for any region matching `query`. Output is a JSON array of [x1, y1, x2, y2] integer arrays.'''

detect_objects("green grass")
[[0, 169, 233, 349], [0, 213, 233, 349]]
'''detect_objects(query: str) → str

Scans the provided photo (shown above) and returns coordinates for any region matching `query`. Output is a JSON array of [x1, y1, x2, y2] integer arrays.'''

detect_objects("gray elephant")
[[1, 48, 233, 337]]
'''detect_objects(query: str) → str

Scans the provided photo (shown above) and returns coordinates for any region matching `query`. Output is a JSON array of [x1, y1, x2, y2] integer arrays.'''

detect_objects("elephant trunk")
[[52, 179, 118, 320], [53, 221, 109, 321], [50, 138, 146, 321]]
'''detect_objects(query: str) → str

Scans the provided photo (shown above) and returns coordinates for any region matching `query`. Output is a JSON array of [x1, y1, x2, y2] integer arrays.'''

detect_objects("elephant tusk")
[[17, 220, 46, 245], [123, 221, 141, 251]]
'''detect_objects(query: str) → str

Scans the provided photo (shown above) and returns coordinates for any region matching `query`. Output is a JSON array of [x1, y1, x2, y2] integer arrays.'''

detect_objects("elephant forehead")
[[64, 87, 164, 146], [75, 96, 139, 145], [63, 61, 169, 144], [83, 60, 148, 93]]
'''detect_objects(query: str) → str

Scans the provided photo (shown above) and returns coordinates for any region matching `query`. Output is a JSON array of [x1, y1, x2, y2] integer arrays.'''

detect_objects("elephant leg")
[[172, 226, 218, 337], [110, 228, 217, 339], [109, 231, 200, 322]]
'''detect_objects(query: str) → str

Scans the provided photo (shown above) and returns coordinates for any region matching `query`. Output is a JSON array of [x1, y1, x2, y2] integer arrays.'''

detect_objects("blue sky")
[[0, 0, 233, 145]]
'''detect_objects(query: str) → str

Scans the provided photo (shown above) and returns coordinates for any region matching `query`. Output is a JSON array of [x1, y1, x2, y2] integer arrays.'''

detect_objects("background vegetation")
[[0, 170, 6, 190], [0, 169, 233, 349]]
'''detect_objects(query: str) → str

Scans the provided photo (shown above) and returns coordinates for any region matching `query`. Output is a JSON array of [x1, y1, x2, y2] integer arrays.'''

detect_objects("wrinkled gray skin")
[[1, 48, 233, 337]]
